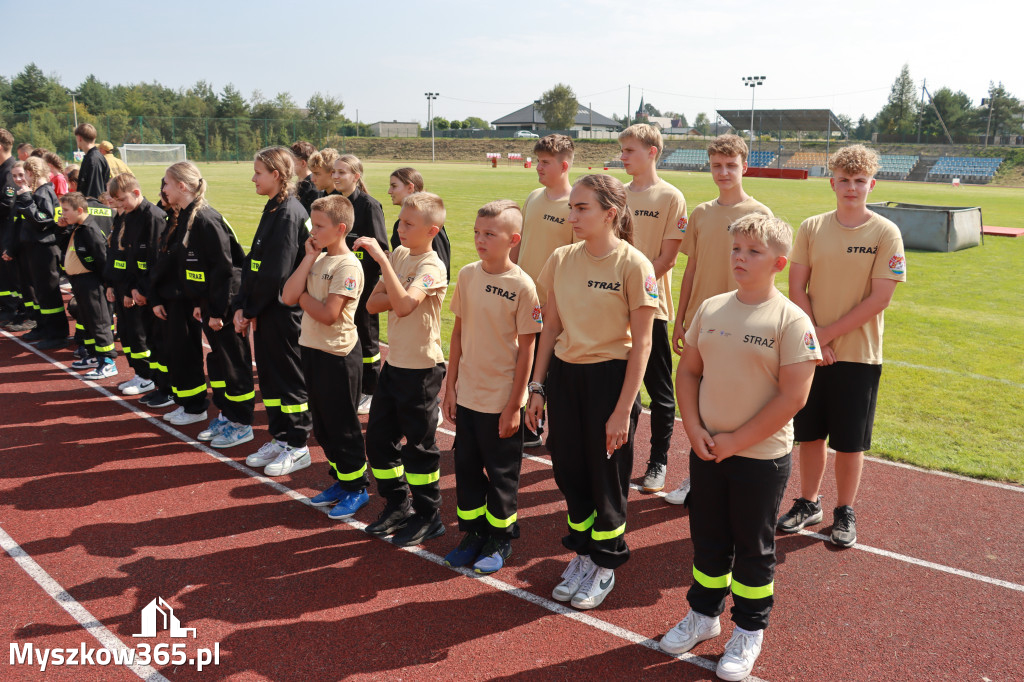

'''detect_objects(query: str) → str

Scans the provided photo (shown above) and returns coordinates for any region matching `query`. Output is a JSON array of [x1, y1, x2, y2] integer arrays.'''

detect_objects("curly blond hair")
[[828, 144, 879, 177]]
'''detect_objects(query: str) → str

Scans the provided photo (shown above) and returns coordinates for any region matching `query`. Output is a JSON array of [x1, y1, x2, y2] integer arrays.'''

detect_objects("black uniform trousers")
[[643, 319, 675, 466], [252, 303, 310, 447], [686, 449, 792, 632], [116, 302, 154, 380], [302, 346, 367, 491], [0, 258, 21, 312], [366, 363, 445, 516], [454, 405, 524, 538], [547, 357, 639, 570], [203, 321, 255, 426], [354, 269, 381, 395], [166, 298, 208, 414], [25, 242, 66, 340], [15, 252, 36, 320], [147, 312, 172, 396], [69, 273, 115, 360]]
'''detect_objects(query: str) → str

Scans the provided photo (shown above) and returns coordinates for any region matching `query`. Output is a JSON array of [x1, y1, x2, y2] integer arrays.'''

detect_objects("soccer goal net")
[[118, 144, 187, 166]]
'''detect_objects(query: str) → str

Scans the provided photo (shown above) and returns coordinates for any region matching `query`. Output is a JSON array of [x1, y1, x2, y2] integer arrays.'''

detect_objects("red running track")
[[1, 328, 1022, 681]]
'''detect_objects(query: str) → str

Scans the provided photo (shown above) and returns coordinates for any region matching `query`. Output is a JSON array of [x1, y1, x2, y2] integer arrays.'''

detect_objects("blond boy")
[[777, 145, 905, 548], [355, 192, 448, 547], [442, 200, 540, 574], [662, 214, 820, 681], [665, 134, 773, 504], [618, 123, 685, 492]]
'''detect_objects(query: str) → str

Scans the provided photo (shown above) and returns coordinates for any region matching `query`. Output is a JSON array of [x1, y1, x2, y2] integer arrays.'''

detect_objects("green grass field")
[[129, 161, 1024, 484]]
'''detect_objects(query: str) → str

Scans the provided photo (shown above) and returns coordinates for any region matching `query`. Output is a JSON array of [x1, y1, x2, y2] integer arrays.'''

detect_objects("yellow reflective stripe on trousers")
[[150, 362, 168, 372], [75, 322, 85, 331], [262, 398, 281, 407], [281, 402, 308, 414], [457, 505, 487, 521], [95, 343, 116, 353], [172, 383, 207, 398], [40, 306, 65, 315], [693, 566, 732, 589], [372, 465, 405, 480], [567, 510, 597, 532], [486, 510, 517, 528], [331, 462, 367, 482], [362, 353, 381, 364], [122, 345, 132, 354], [591, 522, 626, 541], [130, 350, 151, 360], [406, 470, 440, 486], [731, 579, 774, 600], [210, 380, 227, 389], [84, 339, 95, 345], [225, 390, 255, 402]]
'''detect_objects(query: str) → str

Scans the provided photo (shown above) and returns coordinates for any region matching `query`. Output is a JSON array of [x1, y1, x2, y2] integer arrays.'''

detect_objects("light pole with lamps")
[[425, 92, 438, 162], [742, 76, 766, 147]]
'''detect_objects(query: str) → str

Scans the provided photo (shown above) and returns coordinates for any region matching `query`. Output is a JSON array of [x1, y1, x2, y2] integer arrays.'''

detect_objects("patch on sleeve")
[[421, 274, 435, 288], [343, 275, 357, 292], [644, 274, 659, 299], [803, 331, 817, 351], [888, 254, 905, 275], [677, 216, 687, 233], [4, 187, 13, 197], [532, 306, 543, 324]]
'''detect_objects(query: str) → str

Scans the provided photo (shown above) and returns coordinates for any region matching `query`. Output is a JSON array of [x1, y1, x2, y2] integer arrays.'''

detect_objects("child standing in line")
[[307, 147, 340, 195], [354, 192, 448, 547], [234, 147, 312, 475], [282, 194, 369, 519], [291, 141, 323, 215], [138, 182, 179, 410], [618, 123, 686, 494], [525, 174, 657, 610], [441, 200, 540, 574], [664, 134, 774, 505], [777, 145, 905, 548], [386, 167, 451, 280], [660, 214, 820, 682], [512, 134, 575, 449]]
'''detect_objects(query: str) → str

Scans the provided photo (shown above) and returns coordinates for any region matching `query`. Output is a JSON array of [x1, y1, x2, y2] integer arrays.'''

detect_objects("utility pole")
[[627, 85, 631, 127], [69, 91, 79, 128], [425, 92, 438, 162], [983, 92, 995, 148], [742, 76, 766, 148], [916, 79, 926, 143]]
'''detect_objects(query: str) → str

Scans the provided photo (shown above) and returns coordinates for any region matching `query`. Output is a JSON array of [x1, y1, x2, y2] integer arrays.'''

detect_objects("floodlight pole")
[[69, 91, 79, 128], [742, 76, 766, 147], [425, 92, 438, 162]]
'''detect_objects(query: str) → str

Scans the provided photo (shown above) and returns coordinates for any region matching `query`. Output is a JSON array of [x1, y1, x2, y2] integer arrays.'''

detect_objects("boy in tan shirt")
[[777, 145, 905, 548], [665, 134, 773, 504], [282, 194, 367, 520], [618, 123, 685, 493], [441, 200, 541, 574], [661, 214, 820, 681], [513, 134, 574, 448], [354, 192, 448, 547]]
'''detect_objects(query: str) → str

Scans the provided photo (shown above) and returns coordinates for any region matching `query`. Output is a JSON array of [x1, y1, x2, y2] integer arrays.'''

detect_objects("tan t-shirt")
[[537, 240, 659, 364], [299, 252, 363, 356], [64, 230, 88, 276], [685, 291, 822, 460], [680, 196, 774, 328], [385, 246, 448, 369], [450, 261, 542, 413], [520, 187, 574, 303], [627, 179, 686, 321], [791, 210, 906, 364]]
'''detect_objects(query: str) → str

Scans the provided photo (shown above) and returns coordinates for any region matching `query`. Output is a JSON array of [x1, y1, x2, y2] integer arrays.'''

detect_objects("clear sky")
[[2, 0, 1019, 128]]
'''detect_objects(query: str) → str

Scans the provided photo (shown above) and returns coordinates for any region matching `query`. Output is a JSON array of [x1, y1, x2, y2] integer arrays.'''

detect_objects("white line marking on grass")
[[0, 527, 170, 682], [865, 456, 1024, 493], [887, 359, 1024, 390]]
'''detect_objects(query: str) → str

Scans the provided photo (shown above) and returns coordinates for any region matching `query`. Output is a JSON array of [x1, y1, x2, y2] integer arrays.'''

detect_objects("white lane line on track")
[[1, 332, 736, 677], [0, 527, 169, 682]]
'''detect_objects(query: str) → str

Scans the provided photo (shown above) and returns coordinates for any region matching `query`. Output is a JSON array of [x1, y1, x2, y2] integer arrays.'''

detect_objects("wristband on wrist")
[[528, 381, 545, 398]]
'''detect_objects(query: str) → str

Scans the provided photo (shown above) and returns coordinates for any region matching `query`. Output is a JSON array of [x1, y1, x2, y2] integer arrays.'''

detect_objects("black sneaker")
[[23, 328, 45, 342], [36, 337, 67, 350], [523, 430, 543, 448], [831, 506, 857, 548], [141, 391, 175, 408], [390, 510, 445, 547], [365, 503, 413, 537], [777, 496, 823, 533]]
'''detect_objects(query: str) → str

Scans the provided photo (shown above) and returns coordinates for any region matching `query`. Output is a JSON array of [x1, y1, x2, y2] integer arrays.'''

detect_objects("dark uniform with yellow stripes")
[[345, 187, 388, 396], [15, 182, 65, 343], [118, 199, 165, 382], [66, 215, 115, 360]]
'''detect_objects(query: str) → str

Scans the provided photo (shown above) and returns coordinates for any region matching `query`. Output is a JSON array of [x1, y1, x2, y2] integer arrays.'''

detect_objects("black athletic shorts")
[[793, 361, 882, 453]]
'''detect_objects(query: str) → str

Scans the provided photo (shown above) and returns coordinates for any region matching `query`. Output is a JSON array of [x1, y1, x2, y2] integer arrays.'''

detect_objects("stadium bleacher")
[[747, 150, 776, 168], [926, 156, 1003, 183], [877, 154, 919, 181], [660, 149, 709, 169], [784, 152, 827, 169]]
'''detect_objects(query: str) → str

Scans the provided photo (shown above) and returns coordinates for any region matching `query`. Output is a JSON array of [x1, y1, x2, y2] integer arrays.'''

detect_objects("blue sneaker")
[[198, 414, 229, 442], [309, 481, 346, 507], [327, 489, 369, 519], [443, 531, 487, 568], [210, 423, 254, 449], [473, 536, 512, 575], [83, 358, 118, 380]]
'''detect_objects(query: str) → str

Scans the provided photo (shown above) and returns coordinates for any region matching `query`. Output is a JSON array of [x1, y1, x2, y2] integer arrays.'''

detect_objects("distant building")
[[370, 121, 419, 138], [492, 103, 619, 132]]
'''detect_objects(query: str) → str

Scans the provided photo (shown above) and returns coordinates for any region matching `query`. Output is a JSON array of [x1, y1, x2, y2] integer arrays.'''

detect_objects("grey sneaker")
[[642, 462, 666, 493], [570, 566, 614, 610], [777, 496, 823, 533], [659, 610, 721, 654], [831, 505, 857, 547], [552, 555, 594, 602]]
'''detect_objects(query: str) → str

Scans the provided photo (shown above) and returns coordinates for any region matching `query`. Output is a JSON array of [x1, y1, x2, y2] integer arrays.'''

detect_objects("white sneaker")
[[716, 627, 763, 681], [263, 445, 311, 476], [570, 566, 615, 610], [357, 394, 372, 415], [168, 409, 207, 426], [118, 376, 139, 392], [664, 478, 692, 505], [246, 440, 287, 468], [660, 610, 722, 654], [163, 406, 185, 422], [552, 555, 595, 602], [123, 378, 155, 396]]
